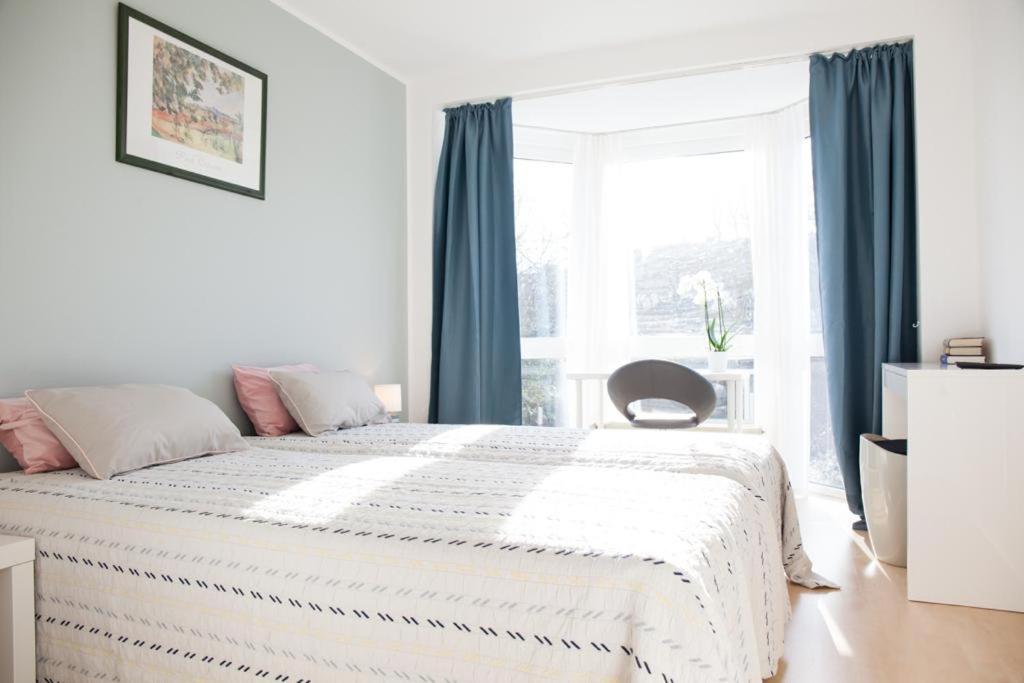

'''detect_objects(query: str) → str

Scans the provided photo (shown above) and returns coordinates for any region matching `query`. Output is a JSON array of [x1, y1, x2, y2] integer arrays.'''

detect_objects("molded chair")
[[607, 359, 717, 429]]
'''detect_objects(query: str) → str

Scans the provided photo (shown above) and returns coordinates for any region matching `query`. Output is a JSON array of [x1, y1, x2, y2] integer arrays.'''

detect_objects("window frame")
[[513, 127, 576, 365], [513, 126, 576, 164], [513, 115, 829, 440], [615, 119, 753, 360]]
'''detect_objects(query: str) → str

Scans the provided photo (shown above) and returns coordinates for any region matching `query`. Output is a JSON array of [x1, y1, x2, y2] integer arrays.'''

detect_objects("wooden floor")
[[769, 494, 1024, 682]]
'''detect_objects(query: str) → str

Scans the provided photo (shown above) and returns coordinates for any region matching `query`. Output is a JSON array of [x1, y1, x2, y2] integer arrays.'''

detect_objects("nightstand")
[[0, 536, 34, 683]]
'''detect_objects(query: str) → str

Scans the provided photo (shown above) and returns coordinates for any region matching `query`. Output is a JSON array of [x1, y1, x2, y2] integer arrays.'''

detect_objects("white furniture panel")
[[881, 363, 908, 437], [0, 535, 35, 683], [883, 363, 1024, 612]]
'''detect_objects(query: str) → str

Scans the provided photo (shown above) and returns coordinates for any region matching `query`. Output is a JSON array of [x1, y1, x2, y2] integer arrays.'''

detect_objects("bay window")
[[513, 117, 840, 490]]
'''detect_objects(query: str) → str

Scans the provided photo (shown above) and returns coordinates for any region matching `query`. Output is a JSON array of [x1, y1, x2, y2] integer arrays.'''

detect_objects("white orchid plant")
[[678, 272, 733, 353]]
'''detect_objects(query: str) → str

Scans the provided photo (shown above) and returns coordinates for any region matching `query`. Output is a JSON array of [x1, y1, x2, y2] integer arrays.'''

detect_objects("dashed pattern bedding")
[[254, 424, 833, 589], [0, 424, 827, 682]]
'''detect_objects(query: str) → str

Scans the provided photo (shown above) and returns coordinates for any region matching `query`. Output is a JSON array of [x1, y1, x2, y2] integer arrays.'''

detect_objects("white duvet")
[[0, 423, 831, 682]]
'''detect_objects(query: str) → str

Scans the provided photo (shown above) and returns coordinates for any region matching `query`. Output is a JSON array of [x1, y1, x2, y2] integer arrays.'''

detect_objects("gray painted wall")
[[0, 0, 407, 470]]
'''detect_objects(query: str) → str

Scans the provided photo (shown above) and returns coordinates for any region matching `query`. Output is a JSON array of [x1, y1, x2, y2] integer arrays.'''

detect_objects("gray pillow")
[[26, 384, 247, 479], [268, 369, 388, 436]]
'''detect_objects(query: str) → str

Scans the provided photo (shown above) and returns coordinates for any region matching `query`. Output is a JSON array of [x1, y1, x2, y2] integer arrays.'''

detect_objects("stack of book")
[[942, 337, 985, 366]]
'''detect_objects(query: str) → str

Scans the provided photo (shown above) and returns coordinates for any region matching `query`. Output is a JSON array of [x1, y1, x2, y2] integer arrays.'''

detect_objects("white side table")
[[0, 536, 34, 683], [566, 368, 751, 431]]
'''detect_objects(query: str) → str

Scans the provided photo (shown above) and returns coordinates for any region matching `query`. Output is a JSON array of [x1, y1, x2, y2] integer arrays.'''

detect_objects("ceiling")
[[512, 60, 809, 133], [270, 0, 829, 82]]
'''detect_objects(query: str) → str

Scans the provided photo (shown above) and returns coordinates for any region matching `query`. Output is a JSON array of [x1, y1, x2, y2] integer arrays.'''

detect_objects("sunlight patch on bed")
[[243, 457, 435, 525], [577, 428, 620, 452], [410, 424, 505, 452], [497, 465, 711, 559], [499, 467, 635, 553]]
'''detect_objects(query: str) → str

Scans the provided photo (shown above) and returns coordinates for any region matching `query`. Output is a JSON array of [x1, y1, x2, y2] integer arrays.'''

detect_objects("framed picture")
[[116, 3, 267, 199]]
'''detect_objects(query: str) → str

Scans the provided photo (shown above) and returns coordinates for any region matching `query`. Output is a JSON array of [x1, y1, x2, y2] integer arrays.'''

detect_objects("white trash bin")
[[859, 434, 907, 567]]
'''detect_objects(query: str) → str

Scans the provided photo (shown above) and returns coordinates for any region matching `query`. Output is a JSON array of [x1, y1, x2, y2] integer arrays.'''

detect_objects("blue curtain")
[[429, 98, 522, 425], [809, 43, 919, 521]]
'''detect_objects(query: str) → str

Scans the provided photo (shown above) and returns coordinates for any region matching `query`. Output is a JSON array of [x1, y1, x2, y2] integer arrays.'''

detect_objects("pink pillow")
[[0, 397, 77, 474], [233, 364, 318, 436]]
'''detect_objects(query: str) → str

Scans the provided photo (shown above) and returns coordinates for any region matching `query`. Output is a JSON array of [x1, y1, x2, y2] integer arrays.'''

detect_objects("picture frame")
[[115, 3, 267, 199]]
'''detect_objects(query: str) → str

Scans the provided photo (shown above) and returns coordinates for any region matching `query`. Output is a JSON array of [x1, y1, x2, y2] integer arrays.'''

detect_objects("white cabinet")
[[882, 363, 1024, 612]]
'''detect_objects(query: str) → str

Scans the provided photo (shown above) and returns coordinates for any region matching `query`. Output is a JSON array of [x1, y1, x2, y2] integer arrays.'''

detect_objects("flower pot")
[[708, 351, 729, 372]]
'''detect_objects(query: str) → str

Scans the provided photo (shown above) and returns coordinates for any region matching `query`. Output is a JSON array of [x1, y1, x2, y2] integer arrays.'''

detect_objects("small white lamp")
[[374, 383, 403, 421]]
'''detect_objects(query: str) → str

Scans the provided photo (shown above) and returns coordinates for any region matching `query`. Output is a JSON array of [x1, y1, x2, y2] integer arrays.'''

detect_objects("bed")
[[0, 423, 830, 682]]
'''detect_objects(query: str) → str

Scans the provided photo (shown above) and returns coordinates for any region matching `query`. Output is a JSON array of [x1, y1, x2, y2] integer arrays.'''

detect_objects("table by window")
[[566, 368, 751, 432]]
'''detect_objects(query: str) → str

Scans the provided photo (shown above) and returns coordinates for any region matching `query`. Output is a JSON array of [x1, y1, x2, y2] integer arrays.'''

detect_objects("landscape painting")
[[116, 4, 267, 199], [151, 36, 245, 164]]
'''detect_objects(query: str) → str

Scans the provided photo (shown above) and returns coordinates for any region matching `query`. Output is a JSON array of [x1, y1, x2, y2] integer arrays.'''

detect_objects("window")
[[803, 137, 842, 489], [513, 121, 842, 493], [521, 358, 562, 426], [614, 146, 755, 424], [618, 149, 754, 342], [514, 156, 572, 425], [513, 124, 756, 427], [515, 158, 571, 339]]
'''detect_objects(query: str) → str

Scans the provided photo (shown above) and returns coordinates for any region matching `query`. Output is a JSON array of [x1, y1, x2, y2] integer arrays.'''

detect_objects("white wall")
[[406, 0, 989, 421], [0, 0, 407, 468], [974, 0, 1024, 363]]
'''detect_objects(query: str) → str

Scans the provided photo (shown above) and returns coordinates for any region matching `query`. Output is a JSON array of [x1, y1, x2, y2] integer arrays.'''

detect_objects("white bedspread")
[[254, 424, 834, 590], [0, 424, 829, 682]]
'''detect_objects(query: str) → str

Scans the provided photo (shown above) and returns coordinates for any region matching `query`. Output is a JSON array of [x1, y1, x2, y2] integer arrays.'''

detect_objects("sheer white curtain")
[[748, 103, 811, 496], [565, 134, 632, 424], [566, 133, 631, 373]]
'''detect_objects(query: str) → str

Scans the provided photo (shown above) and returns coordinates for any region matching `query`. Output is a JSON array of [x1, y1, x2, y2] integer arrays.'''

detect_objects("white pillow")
[[268, 370, 388, 436], [26, 384, 247, 479]]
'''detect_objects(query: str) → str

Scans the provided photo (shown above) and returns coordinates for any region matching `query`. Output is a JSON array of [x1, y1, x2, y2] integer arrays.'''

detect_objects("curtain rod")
[[439, 36, 911, 110], [512, 97, 809, 136]]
